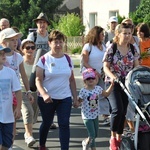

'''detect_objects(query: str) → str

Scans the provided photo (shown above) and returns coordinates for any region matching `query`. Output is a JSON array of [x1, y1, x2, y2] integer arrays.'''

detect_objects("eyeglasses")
[[25, 46, 35, 50], [86, 77, 96, 81]]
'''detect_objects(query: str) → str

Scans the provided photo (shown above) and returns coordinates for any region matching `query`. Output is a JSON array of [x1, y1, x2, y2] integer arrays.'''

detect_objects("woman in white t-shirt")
[[36, 30, 79, 150], [81, 26, 110, 124]]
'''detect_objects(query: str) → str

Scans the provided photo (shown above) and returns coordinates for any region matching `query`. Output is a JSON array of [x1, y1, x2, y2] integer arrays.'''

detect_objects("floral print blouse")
[[103, 43, 139, 81]]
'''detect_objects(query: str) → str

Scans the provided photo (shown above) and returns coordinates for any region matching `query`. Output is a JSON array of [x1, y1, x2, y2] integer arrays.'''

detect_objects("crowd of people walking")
[[0, 11, 149, 150]]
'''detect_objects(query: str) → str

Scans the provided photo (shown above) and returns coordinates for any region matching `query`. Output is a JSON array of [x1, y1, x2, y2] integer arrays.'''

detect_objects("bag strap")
[[64, 54, 72, 68], [33, 31, 37, 43], [111, 43, 135, 62]]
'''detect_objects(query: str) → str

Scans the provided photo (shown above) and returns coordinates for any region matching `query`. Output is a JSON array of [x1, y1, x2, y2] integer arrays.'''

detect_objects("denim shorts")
[[0, 122, 13, 148]]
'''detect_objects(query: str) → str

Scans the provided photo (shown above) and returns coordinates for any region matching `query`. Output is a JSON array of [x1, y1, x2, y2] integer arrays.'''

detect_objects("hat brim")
[[33, 19, 50, 25], [0, 47, 11, 53], [20, 39, 35, 50], [4, 32, 23, 40]]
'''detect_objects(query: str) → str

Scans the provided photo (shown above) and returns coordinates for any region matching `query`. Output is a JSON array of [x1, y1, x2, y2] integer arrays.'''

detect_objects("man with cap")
[[27, 12, 50, 52], [27, 12, 57, 129], [0, 45, 22, 150], [104, 16, 118, 43]]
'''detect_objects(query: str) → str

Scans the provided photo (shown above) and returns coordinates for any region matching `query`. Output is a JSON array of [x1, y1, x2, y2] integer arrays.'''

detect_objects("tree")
[[130, 0, 150, 26], [52, 13, 85, 36], [0, 0, 64, 38]]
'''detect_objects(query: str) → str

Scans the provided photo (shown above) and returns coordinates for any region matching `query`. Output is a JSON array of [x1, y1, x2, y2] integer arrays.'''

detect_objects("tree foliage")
[[0, 0, 64, 38], [52, 13, 85, 36], [129, 0, 150, 26]]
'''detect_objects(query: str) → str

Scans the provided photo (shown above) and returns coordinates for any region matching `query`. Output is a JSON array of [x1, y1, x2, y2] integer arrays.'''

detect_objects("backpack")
[[101, 42, 135, 81], [80, 44, 92, 73], [29, 53, 72, 92], [33, 31, 37, 43], [111, 42, 135, 60], [33, 31, 50, 43]]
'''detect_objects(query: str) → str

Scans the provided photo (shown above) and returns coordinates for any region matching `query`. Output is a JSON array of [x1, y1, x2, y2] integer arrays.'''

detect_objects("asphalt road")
[[13, 56, 111, 150]]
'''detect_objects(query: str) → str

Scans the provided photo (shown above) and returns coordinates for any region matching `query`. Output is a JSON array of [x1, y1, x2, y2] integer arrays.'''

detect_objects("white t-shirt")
[[79, 86, 103, 119], [27, 31, 49, 51], [5, 52, 23, 78], [36, 53, 73, 99], [0, 66, 21, 123], [82, 43, 106, 73]]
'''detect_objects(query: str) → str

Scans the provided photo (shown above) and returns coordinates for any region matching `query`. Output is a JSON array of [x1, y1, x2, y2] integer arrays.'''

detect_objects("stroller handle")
[[114, 79, 148, 123]]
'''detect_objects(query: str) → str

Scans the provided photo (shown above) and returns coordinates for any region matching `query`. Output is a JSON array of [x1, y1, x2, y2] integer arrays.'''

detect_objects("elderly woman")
[[103, 23, 139, 150], [35, 30, 79, 150]]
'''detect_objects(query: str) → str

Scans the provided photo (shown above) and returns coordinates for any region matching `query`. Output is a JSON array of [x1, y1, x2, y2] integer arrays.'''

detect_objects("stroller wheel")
[[120, 137, 135, 150]]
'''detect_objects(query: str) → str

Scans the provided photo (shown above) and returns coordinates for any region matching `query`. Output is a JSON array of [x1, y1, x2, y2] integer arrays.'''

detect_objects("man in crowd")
[[27, 12, 50, 51], [0, 18, 10, 31], [104, 16, 118, 43]]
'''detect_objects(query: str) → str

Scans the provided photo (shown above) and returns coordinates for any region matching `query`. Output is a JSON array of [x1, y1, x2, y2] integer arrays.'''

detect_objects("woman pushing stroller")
[[103, 23, 139, 150]]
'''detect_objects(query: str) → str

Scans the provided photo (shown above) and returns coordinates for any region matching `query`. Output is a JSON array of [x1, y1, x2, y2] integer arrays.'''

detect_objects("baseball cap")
[[0, 28, 23, 43], [0, 45, 11, 53], [82, 68, 96, 80], [109, 16, 118, 23], [20, 39, 35, 50]]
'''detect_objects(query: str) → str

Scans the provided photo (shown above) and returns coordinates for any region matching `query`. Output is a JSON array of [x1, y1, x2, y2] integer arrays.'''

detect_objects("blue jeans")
[[37, 96, 72, 150], [107, 82, 128, 134]]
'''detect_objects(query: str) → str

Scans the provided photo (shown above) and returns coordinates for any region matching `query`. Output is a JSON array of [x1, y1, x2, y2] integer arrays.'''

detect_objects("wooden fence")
[[64, 36, 84, 52]]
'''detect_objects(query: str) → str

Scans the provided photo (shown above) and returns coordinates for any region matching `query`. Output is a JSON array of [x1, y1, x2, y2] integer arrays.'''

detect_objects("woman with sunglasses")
[[78, 68, 113, 150], [121, 18, 140, 135], [103, 23, 139, 150], [20, 39, 38, 147]]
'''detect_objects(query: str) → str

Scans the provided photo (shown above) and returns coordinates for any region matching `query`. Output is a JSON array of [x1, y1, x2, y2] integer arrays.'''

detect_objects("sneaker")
[[109, 137, 119, 150], [49, 123, 57, 129], [101, 118, 110, 125], [24, 133, 36, 147], [82, 139, 89, 150]]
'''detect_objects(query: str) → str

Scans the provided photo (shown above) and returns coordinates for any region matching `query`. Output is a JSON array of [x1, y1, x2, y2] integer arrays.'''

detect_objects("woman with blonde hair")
[[103, 23, 139, 150]]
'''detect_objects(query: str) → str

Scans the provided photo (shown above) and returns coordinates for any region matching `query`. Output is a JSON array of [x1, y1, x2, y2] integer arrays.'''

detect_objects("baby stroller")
[[116, 66, 150, 150]]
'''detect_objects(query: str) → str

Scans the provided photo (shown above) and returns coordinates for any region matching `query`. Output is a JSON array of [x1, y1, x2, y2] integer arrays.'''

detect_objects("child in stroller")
[[118, 66, 150, 150]]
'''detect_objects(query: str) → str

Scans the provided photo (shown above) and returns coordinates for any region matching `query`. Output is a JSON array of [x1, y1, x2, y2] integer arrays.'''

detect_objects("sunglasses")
[[25, 46, 35, 50], [86, 77, 96, 81], [122, 23, 134, 28]]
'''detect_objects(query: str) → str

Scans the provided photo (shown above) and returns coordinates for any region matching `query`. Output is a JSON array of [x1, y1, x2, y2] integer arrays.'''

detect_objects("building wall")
[[82, 0, 130, 34]]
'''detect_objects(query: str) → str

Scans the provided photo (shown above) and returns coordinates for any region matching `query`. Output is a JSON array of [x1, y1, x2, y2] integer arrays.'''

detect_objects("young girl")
[[78, 68, 113, 150]]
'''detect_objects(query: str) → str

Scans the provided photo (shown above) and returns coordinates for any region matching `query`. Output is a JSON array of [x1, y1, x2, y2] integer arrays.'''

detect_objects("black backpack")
[[101, 42, 135, 80]]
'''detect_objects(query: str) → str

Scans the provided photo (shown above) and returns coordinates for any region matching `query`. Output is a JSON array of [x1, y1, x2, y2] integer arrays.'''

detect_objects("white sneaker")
[[101, 118, 110, 125], [24, 133, 36, 147], [82, 139, 89, 150], [8, 148, 12, 150]]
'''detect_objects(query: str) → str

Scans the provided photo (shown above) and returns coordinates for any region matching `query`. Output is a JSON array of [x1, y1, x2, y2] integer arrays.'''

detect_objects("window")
[[89, 13, 97, 29], [109, 11, 118, 17]]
